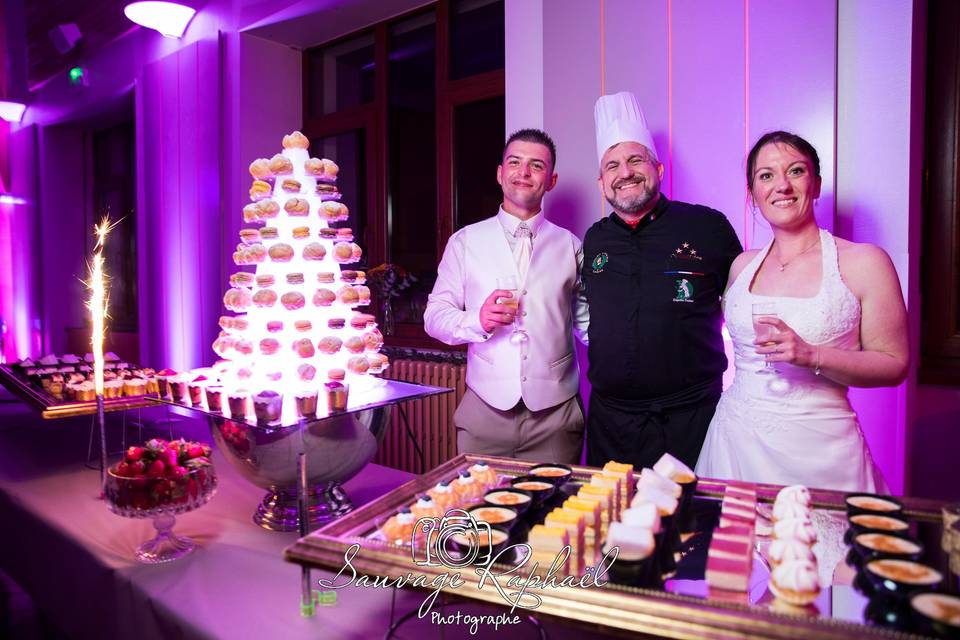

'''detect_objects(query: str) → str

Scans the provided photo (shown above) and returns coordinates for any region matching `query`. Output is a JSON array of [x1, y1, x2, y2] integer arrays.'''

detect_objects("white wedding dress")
[[695, 229, 888, 493]]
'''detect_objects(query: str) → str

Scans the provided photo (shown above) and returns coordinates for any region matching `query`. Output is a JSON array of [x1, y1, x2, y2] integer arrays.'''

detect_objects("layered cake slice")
[[602, 461, 635, 502], [546, 508, 586, 575], [527, 524, 570, 577], [578, 485, 615, 535], [564, 496, 602, 563], [590, 473, 624, 521]]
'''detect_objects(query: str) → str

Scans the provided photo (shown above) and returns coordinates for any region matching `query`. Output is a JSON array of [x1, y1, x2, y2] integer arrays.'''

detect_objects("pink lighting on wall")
[[124, 2, 196, 39], [0, 101, 26, 123]]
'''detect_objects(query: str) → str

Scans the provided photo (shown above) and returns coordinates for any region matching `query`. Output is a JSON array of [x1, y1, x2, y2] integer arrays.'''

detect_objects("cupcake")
[[381, 508, 416, 544], [427, 481, 458, 512], [411, 494, 443, 520], [769, 559, 821, 606], [253, 390, 283, 424], [468, 462, 498, 489], [452, 471, 484, 505]]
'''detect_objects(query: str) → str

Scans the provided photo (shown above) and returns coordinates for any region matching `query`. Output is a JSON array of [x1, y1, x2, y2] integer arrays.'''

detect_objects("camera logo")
[[412, 509, 494, 568]]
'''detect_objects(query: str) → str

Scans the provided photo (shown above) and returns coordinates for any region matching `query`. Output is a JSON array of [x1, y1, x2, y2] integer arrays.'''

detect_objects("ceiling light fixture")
[[123, 1, 197, 39]]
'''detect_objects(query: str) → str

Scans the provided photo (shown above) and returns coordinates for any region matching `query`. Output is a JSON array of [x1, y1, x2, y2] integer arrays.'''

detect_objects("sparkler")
[[86, 216, 119, 490]]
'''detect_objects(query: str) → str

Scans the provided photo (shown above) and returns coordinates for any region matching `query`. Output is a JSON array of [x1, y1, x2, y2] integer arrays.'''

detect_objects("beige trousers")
[[454, 387, 584, 464]]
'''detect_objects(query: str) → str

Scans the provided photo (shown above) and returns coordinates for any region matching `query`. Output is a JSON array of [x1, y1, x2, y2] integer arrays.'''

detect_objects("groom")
[[582, 92, 742, 469]]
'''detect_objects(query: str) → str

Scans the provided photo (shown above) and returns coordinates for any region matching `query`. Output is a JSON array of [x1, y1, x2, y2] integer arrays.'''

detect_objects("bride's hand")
[[753, 317, 817, 368]]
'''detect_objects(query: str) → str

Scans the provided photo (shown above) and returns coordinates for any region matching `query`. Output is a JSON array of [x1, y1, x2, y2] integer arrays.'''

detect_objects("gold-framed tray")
[[0, 360, 161, 419], [285, 454, 957, 639]]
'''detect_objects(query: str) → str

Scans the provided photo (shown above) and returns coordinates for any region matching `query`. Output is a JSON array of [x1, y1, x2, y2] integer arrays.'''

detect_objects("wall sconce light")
[[123, 2, 197, 39], [0, 101, 26, 123]]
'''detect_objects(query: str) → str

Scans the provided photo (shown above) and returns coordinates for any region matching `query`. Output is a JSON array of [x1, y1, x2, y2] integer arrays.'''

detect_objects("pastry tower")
[[212, 131, 386, 424]]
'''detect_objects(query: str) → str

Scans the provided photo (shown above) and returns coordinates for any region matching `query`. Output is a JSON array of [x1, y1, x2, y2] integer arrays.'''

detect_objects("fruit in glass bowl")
[[104, 438, 218, 563]]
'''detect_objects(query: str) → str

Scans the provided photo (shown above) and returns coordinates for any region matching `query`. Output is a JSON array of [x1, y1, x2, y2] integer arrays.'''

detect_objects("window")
[[303, 0, 505, 348]]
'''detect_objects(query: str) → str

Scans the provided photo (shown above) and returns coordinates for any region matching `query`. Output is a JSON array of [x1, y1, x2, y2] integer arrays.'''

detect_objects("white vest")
[[462, 217, 581, 411]]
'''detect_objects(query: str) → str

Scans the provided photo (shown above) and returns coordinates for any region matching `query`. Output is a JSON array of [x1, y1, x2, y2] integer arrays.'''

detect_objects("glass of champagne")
[[495, 276, 527, 345], [752, 302, 778, 374]]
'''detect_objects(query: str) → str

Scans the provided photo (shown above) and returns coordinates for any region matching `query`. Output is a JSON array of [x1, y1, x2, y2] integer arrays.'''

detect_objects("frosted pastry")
[[772, 499, 811, 523], [343, 336, 365, 354], [769, 559, 821, 606], [381, 508, 416, 544], [773, 517, 818, 545], [427, 481, 457, 512], [282, 131, 310, 149], [468, 462, 498, 489], [224, 287, 252, 311], [281, 178, 302, 193], [347, 356, 369, 374], [313, 288, 336, 307], [258, 200, 280, 218], [303, 243, 327, 261], [284, 198, 309, 215], [452, 471, 484, 504], [281, 291, 305, 310], [769, 538, 816, 568], [338, 285, 360, 305], [622, 502, 661, 532], [268, 153, 292, 174], [292, 338, 315, 358], [268, 243, 294, 261], [248, 158, 272, 179], [775, 485, 811, 509], [410, 494, 443, 520], [320, 201, 348, 221], [317, 337, 342, 354], [252, 289, 277, 308]]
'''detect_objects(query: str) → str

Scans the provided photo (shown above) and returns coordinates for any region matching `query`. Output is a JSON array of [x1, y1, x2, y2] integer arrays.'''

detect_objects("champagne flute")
[[752, 302, 778, 374], [495, 276, 527, 345]]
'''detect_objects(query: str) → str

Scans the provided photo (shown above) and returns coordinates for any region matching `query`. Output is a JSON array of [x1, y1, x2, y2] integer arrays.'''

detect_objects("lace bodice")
[[724, 228, 861, 381]]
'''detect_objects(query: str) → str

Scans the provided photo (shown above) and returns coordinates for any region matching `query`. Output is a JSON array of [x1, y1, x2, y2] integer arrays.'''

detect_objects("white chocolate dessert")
[[603, 522, 655, 561], [621, 502, 661, 533], [652, 453, 696, 484], [637, 467, 681, 498]]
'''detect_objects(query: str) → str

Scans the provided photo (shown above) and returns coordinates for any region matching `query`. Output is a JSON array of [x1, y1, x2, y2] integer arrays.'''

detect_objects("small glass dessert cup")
[[294, 389, 319, 418], [845, 493, 904, 519], [910, 592, 960, 639], [483, 488, 533, 517], [104, 463, 217, 564], [529, 463, 573, 487], [325, 381, 349, 413], [848, 532, 923, 570], [466, 504, 519, 532], [509, 476, 555, 507]]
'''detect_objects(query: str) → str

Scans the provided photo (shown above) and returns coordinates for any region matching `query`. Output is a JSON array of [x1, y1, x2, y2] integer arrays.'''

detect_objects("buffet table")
[[0, 392, 586, 640]]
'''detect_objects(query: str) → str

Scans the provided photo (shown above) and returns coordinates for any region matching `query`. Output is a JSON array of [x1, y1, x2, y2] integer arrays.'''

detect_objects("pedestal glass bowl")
[[104, 460, 218, 563]]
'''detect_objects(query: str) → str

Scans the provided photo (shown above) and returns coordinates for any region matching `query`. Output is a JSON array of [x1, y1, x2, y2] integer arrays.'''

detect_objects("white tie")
[[514, 223, 532, 284]]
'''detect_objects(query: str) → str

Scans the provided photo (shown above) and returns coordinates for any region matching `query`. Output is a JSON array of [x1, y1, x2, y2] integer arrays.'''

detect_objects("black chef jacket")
[[582, 196, 742, 469], [582, 196, 743, 401]]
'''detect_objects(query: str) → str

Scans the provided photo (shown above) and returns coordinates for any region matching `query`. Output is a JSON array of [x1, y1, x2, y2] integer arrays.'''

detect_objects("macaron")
[[286, 272, 305, 285], [295, 320, 313, 332]]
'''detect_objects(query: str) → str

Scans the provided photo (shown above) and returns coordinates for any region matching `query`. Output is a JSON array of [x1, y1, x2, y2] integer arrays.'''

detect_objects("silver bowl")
[[209, 406, 388, 531]]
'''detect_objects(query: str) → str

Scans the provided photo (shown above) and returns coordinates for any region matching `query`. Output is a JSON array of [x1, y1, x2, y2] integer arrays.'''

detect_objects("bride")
[[695, 131, 908, 492]]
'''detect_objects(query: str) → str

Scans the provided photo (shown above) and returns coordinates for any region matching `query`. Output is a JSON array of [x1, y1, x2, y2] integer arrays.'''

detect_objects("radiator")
[[376, 360, 466, 474]]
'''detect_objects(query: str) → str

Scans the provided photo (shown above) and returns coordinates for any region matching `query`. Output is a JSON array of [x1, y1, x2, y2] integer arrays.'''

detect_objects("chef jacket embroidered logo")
[[673, 278, 694, 303], [671, 242, 703, 261], [591, 252, 609, 273]]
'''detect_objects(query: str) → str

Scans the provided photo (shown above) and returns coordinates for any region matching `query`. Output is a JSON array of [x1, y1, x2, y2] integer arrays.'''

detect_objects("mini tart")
[[268, 153, 293, 174], [313, 288, 336, 307], [303, 243, 327, 261], [284, 198, 310, 215]]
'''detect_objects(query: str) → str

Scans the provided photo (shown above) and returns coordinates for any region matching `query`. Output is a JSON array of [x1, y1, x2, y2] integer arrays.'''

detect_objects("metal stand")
[[254, 482, 354, 532]]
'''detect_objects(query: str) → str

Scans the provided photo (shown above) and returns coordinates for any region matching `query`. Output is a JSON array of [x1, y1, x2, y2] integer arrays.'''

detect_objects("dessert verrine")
[[509, 476, 555, 505], [529, 463, 573, 486], [910, 592, 960, 637], [467, 504, 518, 529], [852, 533, 922, 567], [848, 513, 911, 539], [484, 489, 532, 515], [845, 493, 904, 517], [865, 559, 943, 598]]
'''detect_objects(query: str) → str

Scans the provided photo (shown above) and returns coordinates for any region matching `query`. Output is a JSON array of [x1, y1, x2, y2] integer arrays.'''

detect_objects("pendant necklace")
[[770, 236, 821, 271]]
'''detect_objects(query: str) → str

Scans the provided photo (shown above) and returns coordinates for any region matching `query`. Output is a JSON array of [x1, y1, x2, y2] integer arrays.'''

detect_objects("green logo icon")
[[591, 252, 609, 273], [673, 278, 694, 302]]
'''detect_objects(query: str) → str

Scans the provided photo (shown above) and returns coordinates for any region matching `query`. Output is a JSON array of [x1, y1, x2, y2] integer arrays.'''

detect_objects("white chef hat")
[[594, 91, 658, 165]]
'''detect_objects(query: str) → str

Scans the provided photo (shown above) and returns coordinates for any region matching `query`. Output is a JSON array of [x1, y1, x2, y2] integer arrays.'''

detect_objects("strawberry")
[[147, 459, 166, 478], [129, 460, 146, 476], [116, 461, 132, 477], [162, 448, 179, 468], [167, 465, 187, 480], [125, 446, 145, 462], [187, 478, 199, 499], [132, 494, 149, 510], [188, 445, 205, 459]]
